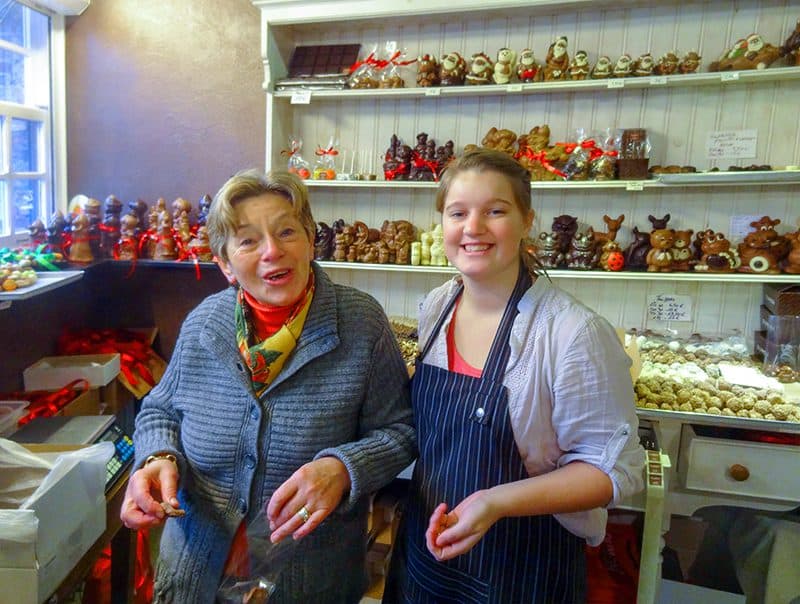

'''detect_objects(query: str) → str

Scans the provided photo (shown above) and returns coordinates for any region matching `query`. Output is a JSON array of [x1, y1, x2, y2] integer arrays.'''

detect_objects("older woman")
[[120, 169, 416, 603]]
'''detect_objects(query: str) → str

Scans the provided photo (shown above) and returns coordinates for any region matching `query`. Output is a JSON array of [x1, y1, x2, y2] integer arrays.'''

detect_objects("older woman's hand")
[[120, 458, 181, 530], [267, 456, 351, 542]]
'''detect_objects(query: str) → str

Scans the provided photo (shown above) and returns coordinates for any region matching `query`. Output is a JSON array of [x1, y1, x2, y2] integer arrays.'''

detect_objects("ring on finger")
[[297, 505, 310, 523]]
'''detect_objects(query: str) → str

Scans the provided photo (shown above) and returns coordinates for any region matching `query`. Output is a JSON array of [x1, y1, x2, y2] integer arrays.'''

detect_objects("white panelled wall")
[[256, 0, 800, 339]]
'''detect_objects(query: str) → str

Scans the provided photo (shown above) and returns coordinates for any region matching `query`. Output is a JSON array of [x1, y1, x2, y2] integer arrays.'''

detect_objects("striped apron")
[[393, 268, 586, 603]]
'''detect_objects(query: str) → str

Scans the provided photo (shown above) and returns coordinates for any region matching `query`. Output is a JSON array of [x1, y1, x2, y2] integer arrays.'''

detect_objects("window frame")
[[0, 4, 66, 249]]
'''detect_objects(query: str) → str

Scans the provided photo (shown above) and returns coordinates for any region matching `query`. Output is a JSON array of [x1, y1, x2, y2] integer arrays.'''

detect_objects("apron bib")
[[396, 268, 586, 603]]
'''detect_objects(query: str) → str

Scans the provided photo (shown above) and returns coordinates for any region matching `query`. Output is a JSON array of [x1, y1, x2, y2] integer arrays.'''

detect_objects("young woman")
[[385, 149, 644, 603]]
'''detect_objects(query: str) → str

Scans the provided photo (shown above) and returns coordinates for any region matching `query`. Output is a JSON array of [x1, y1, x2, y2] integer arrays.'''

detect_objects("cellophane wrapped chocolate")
[[348, 43, 379, 89], [378, 42, 416, 88], [313, 136, 338, 180], [762, 316, 800, 383], [616, 128, 652, 179], [284, 135, 311, 180], [217, 513, 298, 604], [561, 129, 593, 181], [591, 128, 619, 181]]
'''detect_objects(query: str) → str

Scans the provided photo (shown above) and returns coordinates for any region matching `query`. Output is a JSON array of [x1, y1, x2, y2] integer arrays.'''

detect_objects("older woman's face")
[[218, 193, 314, 307]]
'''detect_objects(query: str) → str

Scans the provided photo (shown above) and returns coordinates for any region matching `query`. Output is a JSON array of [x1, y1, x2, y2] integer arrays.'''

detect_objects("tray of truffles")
[[631, 330, 800, 429], [389, 316, 419, 368], [0, 270, 83, 300]]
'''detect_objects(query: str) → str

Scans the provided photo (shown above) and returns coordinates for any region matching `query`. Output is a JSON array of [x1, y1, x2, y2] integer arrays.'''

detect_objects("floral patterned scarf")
[[234, 275, 315, 397]]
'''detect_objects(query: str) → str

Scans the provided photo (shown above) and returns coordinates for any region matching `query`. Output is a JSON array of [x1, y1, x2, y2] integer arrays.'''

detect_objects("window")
[[0, 1, 59, 248]]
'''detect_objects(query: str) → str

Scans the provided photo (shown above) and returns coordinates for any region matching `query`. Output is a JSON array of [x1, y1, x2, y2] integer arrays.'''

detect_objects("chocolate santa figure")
[[543, 36, 569, 81], [516, 48, 541, 82]]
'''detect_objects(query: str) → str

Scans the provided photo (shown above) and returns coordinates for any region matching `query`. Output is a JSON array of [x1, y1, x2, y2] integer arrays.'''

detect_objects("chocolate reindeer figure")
[[589, 214, 625, 246]]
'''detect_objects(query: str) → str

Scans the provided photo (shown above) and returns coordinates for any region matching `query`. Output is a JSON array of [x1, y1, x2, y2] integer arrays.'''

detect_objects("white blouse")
[[418, 275, 645, 545]]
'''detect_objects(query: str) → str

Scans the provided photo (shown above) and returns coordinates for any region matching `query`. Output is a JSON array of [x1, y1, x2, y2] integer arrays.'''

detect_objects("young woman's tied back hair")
[[435, 148, 546, 276], [207, 168, 316, 262]]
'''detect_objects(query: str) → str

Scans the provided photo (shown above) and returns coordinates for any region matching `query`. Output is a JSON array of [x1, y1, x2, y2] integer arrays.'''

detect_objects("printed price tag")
[[625, 181, 645, 191], [730, 214, 763, 240], [607, 79, 625, 89], [706, 129, 757, 160], [425, 87, 442, 96], [649, 76, 667, 86], [721, 71, 740, 82], [506, 83, 523, 93], [647, 294, 693, 322], [290, 90, 311, 104]]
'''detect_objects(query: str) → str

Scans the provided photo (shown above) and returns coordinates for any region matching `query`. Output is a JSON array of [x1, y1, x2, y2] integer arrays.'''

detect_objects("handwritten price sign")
[[647, 294, 693, 322], [705, 129, 757, 160]]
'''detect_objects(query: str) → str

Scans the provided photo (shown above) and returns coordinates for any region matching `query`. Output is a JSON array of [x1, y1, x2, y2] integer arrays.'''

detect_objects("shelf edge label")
[[290, 90, 312, 104]]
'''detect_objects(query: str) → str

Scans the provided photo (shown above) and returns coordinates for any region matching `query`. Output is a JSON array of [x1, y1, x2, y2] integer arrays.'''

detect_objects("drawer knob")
[[729, 464, 750, 482]]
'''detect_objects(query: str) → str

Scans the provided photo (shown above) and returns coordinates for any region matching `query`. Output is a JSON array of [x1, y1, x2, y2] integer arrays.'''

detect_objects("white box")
[[0, 401, 28, 437], [0, 445, 108, 604], [23, 354, 120, 391]]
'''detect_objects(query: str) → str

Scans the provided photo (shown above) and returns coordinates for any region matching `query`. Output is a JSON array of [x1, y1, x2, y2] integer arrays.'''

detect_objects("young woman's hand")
[[120, 458, 181, 529], [425, 489, 499, 561], [267, 456, 351, 542]]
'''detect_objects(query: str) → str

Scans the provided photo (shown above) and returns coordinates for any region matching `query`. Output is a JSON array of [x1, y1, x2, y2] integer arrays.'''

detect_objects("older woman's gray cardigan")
[[133, 265, 416, 604]]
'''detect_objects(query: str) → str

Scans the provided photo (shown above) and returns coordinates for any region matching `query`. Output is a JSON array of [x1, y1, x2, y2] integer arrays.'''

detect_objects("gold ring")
[[297, 505, 310, 523]]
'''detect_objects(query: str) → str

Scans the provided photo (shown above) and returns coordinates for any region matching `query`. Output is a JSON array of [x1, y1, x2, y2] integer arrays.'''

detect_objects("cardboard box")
[[0, 445, 107, 604], [762, 283, 800, 315], [23, 354, 120, 392], [60, 388, 102, 417]]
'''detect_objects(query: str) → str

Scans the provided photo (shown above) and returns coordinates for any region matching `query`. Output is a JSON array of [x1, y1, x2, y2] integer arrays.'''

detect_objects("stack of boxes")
[[755, 284, 800, 369]]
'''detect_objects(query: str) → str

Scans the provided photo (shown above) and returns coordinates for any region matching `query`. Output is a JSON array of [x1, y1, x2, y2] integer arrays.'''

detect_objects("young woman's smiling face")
[[218, 193, 314, 307], [442, 169, 533, 285]]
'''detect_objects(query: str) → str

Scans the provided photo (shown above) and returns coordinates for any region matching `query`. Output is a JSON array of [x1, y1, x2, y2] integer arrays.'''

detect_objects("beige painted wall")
[[65, 0, 265, 207]]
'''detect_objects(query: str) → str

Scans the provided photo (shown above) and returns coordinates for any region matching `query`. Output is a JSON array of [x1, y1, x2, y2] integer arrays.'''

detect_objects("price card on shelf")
[[705, 129, 757, 159], [506, 83, 523, 93], [647, 294, 693, 322], [730, 214, 764, 240], [649, 76, 667, 86], [625, 181, 645, 191], [290, 90, 312, 104], [607, 79, 625, 89], [721, 71, 740, 82], [425, 87, 442, 96]]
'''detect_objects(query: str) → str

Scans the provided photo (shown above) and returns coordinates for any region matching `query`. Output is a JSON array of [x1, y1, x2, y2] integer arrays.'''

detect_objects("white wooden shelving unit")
[[251, 2, 800, 599], [252, 0, 800, 335]]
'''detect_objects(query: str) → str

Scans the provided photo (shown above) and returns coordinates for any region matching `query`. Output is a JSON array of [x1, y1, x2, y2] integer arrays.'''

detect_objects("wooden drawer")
[[678, 425, 800, 502]]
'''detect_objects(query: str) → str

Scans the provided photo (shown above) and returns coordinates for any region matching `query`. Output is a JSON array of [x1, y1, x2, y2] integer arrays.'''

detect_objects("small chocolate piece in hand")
[[160, 500, 185, 517], [243, 585, 269, 603]]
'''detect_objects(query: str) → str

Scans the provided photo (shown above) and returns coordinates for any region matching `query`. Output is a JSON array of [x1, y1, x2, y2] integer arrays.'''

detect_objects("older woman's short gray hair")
[[207, 169, 316, 262]]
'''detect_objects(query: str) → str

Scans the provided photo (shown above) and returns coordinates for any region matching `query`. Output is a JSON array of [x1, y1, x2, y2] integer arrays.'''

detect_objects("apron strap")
[[481, 264, 531, 383]]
